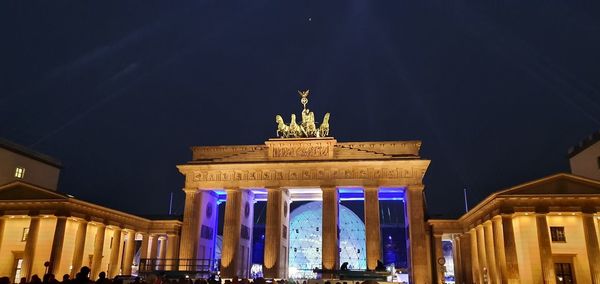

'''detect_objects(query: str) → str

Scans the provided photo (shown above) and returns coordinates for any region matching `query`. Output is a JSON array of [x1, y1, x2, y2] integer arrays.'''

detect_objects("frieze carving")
[[272, 144, 329, 158], [192, 167, 421, 182], [266, 138, 336, 160]]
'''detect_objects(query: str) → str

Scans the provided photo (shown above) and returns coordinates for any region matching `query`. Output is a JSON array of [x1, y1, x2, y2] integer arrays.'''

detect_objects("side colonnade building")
[[429, 173, 600, 284], [0, 138, 182, 280]]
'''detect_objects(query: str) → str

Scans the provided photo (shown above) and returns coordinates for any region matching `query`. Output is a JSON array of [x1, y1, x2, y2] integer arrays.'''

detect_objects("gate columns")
[[263, 188, 291, 279], [221, 189, 255, 278]]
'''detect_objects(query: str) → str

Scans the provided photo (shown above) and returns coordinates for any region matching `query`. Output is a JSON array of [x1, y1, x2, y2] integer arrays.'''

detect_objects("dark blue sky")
[[1, 1, 599, 218]]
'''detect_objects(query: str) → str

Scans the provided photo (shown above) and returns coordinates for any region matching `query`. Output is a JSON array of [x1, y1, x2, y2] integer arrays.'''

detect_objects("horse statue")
[[275, 115, 289, 138], [318, 112, 330, 137], [288, 114, 302, 138], [301, 109, 317, 137]]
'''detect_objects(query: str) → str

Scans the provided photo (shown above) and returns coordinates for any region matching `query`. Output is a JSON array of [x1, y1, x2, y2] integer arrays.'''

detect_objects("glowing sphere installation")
[[288, 202, 366, 278]]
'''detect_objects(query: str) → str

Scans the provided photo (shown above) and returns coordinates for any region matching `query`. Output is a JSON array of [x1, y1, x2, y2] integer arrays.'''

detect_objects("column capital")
[[363, 185, 380, 191], [266, 187, 289, 194], [183, 187, 199, 193], [491, 215, 502, 221], [321, 185, 338, 191], [92, 222, 106, 228], [407, 184, 425, 191], [75, 218, 89, 224], [108, 225, 123, 230]]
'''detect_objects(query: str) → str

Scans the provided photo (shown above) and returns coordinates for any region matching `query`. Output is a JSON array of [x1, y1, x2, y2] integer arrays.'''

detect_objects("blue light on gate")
[[213, 187, 405, 202]]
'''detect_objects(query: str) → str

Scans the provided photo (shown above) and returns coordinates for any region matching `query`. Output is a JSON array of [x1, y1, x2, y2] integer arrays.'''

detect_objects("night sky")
[[1, 1, 599, 218]]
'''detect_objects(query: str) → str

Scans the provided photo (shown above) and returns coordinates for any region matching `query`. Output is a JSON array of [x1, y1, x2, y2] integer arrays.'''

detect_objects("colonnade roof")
[[0, 180, 182, 232], [429, 173, 600, 234]]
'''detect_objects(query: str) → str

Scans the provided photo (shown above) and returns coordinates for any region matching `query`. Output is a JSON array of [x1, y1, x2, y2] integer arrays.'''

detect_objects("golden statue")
[[318, 112, 330, 137], [288, 114, 302, 137], [298, 90, 310, 111], [275, 115, 289, 138], [301, 110, 317, 137], [274, 90, 330, 138]]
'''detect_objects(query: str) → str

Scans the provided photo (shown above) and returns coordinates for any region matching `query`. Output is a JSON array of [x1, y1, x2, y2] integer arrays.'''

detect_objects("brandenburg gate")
[[176, 91, 431, 282]]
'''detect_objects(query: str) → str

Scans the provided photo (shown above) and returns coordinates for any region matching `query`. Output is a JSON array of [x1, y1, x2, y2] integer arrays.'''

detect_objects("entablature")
[[178, 159, 430, 189]]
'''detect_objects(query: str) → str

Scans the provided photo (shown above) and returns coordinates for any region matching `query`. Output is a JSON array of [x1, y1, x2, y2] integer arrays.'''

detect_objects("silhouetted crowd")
[[0, 267, 381, 284], [0, 267, 144, 284]]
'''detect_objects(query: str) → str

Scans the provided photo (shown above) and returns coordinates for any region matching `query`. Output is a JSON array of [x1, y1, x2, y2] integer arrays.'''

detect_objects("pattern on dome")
[[288, 202, 366, 279]]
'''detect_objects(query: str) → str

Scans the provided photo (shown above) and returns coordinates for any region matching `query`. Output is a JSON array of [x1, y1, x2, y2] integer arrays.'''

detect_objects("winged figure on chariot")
[[275, 90, 330, 138]]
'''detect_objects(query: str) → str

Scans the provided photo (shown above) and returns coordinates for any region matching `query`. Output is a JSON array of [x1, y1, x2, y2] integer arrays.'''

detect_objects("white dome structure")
[[288, 202, 366, 278]]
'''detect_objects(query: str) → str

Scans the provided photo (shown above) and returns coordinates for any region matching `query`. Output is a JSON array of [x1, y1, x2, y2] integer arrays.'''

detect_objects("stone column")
[[321, 186, 339, 277], [364, 186, 382, 271], [0, 216, 5, 255], [122, 231, 136, 275], [108, 227, 123, 277], [158, 236, 167, 270], [146, 234, 158, 270], [166, 233, 180, 271], [405, 185, 431, 283], [459, 234, 473, 284], [49, 215, 68, 274], [476, 225, 488, 283], [92, 223, 106, 277], [263, 188, 291, 279], [179, 188, 218, 271], [536, 213, 556, 284], [139, 233, 149, 259], [502, 214, 520, 283], [22, 215, 41, 280], [492, 216, 507, 283], [137, 233, 149, 272], [433, 234, 444, 284], [179, 189, 200, 260], [71, 220, 89, 277], [221, 189, 254, 278], [483, 220, 499, 283], [582, 213, 600, 283], [452, 235, 463, 284], [469, 229, 482, 284], [193, 191, 218, 263], [149, 234, 159, 259]]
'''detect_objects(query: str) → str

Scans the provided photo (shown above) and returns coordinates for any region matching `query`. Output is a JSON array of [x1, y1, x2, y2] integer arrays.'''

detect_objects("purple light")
[[388, 235, 392, 240]]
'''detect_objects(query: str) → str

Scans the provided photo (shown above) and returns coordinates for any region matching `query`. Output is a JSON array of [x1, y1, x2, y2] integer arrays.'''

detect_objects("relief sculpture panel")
[[266, 138, 336, 160]]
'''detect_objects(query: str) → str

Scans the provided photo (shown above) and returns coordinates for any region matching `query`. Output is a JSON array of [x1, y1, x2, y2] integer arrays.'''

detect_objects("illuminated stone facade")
[[4, 131, 599, 284], [178, 138, 431, 282], [429, 173, 600, 284], [0, 141, 182, 281]]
